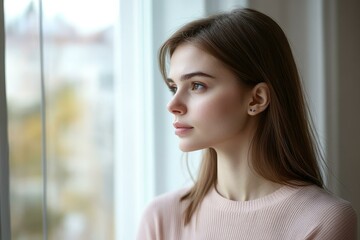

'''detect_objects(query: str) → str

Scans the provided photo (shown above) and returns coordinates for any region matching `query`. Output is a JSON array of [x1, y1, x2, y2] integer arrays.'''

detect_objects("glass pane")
[[5, 0, 116, 239], [5, 1, 43, 239]]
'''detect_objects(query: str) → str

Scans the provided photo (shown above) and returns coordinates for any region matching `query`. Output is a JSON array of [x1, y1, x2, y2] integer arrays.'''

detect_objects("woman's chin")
[[179, 143, 204, 152]]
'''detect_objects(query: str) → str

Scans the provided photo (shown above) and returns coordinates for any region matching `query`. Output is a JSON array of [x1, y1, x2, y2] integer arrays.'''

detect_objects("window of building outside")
[[5, 0, 116, 239]]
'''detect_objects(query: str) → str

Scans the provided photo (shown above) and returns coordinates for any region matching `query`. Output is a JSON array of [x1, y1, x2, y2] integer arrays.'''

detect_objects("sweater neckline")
[[205, 185, 302, 212]]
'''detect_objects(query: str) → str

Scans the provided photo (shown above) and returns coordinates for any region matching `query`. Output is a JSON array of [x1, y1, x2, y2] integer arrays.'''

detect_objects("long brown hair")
[[159, 8, 324, 225]]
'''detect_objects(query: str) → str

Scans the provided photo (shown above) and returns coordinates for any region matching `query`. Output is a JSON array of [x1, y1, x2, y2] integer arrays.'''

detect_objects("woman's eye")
[[191, 82, 205, 91], [169, 86, 177, 94]]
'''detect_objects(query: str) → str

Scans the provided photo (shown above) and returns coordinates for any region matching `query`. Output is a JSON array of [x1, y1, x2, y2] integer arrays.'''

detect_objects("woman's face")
[[167, 43, 255, 152]]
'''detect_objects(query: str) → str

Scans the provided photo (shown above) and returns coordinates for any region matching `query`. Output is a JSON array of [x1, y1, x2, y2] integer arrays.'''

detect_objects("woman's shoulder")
[[291, 185, 357, 239], [138, 186, 191, 227], [143, 186, 190, 215], [290, 185, 356, 217], [136, 187, 191, 240], [295, 185, 355, 210]]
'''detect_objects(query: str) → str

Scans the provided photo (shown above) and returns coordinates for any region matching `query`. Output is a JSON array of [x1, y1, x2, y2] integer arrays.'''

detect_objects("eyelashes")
[[169, 86, 177, 94], [168, 82, 206, 94], [191, 82, 205, 91]]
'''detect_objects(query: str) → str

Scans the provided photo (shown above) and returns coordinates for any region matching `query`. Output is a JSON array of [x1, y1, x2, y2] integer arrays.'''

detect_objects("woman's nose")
[[167, 94, 187, 115]]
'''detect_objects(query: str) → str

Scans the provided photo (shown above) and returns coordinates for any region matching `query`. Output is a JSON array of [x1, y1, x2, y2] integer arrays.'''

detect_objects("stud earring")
[[250, 109, 256, 112]]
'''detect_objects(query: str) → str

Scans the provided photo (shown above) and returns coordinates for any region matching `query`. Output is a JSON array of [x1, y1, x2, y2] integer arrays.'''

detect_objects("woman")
[[137, 8, 357, 239]]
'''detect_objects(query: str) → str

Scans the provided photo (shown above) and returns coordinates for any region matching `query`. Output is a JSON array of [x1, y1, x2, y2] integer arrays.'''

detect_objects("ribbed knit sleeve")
[[304, 200, 357, 239]]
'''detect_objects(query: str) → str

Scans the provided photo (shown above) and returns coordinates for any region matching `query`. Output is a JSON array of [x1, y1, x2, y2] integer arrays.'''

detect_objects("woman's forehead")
[[168, 44, 226, 79]]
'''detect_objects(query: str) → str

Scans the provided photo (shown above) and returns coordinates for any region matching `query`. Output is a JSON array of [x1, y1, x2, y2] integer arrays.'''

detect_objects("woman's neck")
[[215, 146, 282, 201]]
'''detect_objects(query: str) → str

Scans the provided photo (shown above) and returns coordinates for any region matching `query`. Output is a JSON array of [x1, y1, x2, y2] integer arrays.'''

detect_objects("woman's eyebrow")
[[166, 71, 215, 83]]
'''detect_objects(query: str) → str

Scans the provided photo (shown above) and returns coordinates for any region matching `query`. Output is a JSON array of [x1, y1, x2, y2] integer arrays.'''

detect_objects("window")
[[3, 0, 209, 239], [5, 0, 116, 238]]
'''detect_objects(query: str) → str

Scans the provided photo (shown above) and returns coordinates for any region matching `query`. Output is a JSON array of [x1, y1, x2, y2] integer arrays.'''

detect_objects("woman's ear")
[[248, 83, 270, 115]]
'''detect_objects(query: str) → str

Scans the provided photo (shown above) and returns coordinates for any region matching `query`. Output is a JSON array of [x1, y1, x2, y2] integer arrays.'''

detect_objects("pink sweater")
[[137, 185, 357, 239]]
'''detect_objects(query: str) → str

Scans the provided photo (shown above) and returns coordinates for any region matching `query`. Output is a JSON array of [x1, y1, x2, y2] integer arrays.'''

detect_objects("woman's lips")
[[173, 122, 193, 136]]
